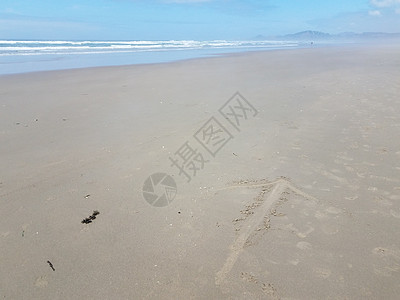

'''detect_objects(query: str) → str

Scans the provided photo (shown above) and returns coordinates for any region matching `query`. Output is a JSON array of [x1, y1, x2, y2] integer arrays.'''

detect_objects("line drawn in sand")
[[215, 177, 321, 288]]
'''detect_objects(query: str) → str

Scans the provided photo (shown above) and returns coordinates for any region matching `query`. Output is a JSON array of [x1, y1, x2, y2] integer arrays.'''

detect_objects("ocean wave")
[[0, 40, 298, 56]]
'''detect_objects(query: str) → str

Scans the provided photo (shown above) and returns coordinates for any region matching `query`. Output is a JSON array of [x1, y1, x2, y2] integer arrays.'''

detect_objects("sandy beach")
[[1, 44, 400, 299]]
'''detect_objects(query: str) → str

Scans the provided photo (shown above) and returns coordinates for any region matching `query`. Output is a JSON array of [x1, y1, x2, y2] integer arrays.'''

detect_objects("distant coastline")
[[254, 30, 400, 41]]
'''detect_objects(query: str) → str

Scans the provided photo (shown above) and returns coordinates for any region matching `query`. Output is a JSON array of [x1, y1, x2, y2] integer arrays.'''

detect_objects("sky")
[[0, 0, 400, 40]]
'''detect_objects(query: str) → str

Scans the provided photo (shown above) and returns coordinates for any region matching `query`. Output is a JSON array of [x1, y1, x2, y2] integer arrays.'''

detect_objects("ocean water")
[[0, 40, 300, 75]]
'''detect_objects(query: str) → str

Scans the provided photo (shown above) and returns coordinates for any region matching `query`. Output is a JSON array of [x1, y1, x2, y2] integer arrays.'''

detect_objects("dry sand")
[[1, 44, 400, 299]]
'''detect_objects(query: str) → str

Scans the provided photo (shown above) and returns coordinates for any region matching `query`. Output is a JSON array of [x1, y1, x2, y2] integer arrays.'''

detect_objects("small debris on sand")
[[81, 210, 100, 224], [47, 260, 55, 271]]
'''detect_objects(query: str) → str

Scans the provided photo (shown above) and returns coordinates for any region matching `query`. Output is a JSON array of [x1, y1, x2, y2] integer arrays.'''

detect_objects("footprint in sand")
[[1, 231, 10, 238], [390, 209, 400, 218], [321, 223, 340, 235], [371, 247, 400, 276], [35, 276, 48, 288], [287, 224, 315, 238], [373, 196, 392, 207], [345, 195, 358, 201], [326, 206, 342, 214], [313, 267, 331, 279], [314, 210, 328, 220], [288, 259, 300, 266], [296, 241, 312, 250]]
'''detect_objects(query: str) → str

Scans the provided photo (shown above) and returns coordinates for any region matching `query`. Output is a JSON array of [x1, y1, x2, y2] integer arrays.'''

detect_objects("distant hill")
[[252, 30, 400, 41], [283, 31, 331, 40], [253, 34, 269, 40]]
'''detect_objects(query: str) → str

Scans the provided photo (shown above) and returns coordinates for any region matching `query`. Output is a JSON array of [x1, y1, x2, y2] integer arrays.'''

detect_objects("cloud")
[[370, 0, 400, 16], [369, 10, 382, 16], [371, 0, 400, 7]]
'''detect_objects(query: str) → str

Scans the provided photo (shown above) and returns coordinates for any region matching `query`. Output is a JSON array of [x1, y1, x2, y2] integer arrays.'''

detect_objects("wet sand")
[[1, 44, 400, 299]]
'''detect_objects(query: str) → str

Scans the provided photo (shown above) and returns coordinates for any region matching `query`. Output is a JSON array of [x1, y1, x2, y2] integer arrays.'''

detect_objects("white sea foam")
[[0, 39, 301, 75], [0, 40, 298, 56]]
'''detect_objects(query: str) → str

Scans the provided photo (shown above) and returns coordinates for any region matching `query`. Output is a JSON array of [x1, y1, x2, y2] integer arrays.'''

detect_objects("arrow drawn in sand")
[[215, 177, 320, 287]]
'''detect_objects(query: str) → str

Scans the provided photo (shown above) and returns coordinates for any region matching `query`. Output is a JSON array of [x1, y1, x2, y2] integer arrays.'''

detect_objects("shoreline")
[[0, 44, 301, 76], [0, 41, 361, 77], [1, 41, 398, 78]]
